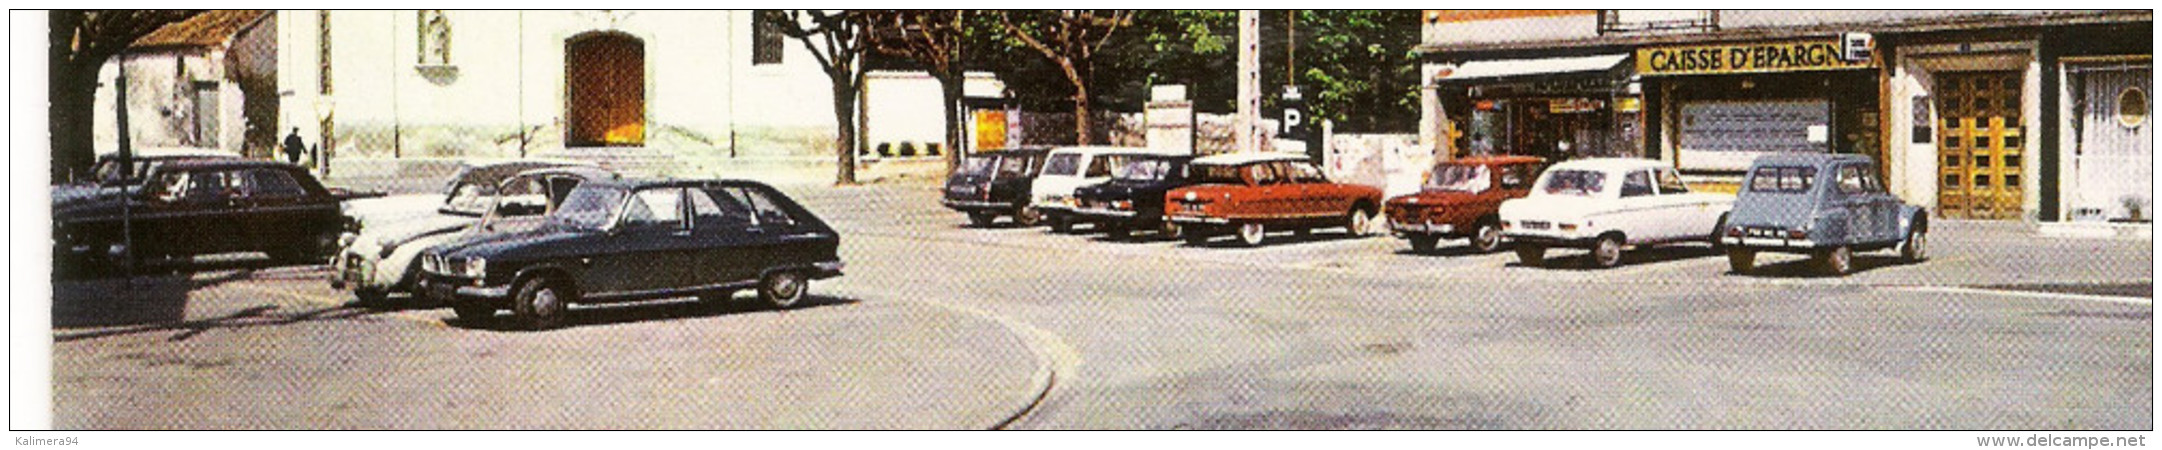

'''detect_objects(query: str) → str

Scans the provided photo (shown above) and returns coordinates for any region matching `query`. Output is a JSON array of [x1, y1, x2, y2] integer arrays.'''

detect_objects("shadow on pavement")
[[446, 294, 862, 332], [1505, 245, 1723, 271], [1392, 243, 1513, 258], [1181, 228, 1377, 249], [1734, 254, 1913, 278], [54, 302, 391, 343]]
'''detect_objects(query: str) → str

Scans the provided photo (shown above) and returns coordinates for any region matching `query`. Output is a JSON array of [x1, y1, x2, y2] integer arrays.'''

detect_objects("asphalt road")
[[47, 179, 2153, 429]]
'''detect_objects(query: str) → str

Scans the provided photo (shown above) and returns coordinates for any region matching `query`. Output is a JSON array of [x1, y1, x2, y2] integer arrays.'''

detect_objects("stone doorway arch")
[[565, 31, 645, 146]]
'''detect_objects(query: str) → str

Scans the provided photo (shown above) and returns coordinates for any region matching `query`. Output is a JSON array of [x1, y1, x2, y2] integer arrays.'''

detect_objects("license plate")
[[1522, 221, 1551, 230]]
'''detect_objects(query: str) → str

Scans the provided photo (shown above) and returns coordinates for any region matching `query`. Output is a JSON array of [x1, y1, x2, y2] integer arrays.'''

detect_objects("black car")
[[53, 159, 365, 271], [415, 178, 844, 329], [1070, 154, 1195, 239], [941, 148, 1051, 227]]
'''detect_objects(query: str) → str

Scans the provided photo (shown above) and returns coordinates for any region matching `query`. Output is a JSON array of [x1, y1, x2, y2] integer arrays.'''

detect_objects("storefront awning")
[[1437, 54, 1630, 82]]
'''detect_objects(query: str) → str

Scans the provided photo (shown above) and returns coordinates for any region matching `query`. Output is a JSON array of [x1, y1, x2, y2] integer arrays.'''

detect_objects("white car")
[[1498, 158, 1734, 268], [1029, 146, 1186, 233], [330, 161, 608, 305]]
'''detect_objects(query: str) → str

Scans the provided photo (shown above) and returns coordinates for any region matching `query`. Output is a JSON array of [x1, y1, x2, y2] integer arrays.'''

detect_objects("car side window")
[[1857, 164, 1885, 193], [1498, 164, 1533, 190], [996, 156, 1028, 178], [737, 186, 800, 227], [1083, 155, 1111, 178], [248, 169, 308, 198], [1620, 170, 1654, 198], [620, 188, 686, 231], [1836, 165, 1868, 195], [1287, 162, 1326, 183], [690, 187, 754, 229], [176, 170, 238, 201], [1655, 169, 1690, 195], [1249, 163, 1280, 185]]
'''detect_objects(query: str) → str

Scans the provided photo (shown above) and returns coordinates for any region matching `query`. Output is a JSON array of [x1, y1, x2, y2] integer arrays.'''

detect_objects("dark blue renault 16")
[[1721, 154, 1929, 275]]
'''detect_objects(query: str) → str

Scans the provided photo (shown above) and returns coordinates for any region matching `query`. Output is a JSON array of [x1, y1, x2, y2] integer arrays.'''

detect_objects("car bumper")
[[329, 250, 402, 292], [1389, 221, 1457, 236], [416, 276, 512, 307], [1166, 214, 1231, 225], [940, 199, 1013, 212], [1722, 236, 1821, 250], [1072, 207, 1141, 219], [1503, 232, 1597, 247], [811, 260, 846, 279]]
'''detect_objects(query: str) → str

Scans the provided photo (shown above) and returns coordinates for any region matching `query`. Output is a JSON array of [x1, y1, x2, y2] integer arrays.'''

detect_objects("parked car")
[[1071, 154, 1196, 240], [52, 159, 367, 270], [52, 148, 240, 207], [331, 164, 615, 305], [1030, 146, 1187, 233], [1499, 158, 1734, 268], [338, 160, 588, 238], [415, 178, 844, 329], [941, 147, 1052, 227], [1386, 155, 1546, 253], [1164, 152, 1385, 246], [1721, 154, 1928, 275]]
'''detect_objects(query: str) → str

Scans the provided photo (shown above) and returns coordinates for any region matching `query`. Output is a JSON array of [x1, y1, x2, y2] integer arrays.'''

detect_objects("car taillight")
[[1727, 227, 1744, 237], [1558, 223, 1578, 232], [1787, 229, 1808, 239], [980, 182, 992, 200], [1113, 200, 1132, 210]]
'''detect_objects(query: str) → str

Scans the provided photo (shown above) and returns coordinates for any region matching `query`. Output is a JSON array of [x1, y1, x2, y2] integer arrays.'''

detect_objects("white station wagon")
[[1029, 146, 1186, 233], [1498, 158, 1735, 268]]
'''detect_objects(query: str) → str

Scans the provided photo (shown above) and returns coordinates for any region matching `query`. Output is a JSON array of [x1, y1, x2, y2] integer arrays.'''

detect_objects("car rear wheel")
[[1515, 244, 1546, 267], [1048, 214, 1073, 233], [511, 277, 570, 330], [1408, 235, 1440, 253], [1015, 207, 1042, 227], [1469, 222, 1504, 253], [759, 270, 808, 309], [1345, 209, 1373, 237], [1105, 224, 1130, 240], [1897, 226, 1928, 263], [1819, 246, 1853, 276], [966, 212, 996, 228], [1237, 223, 1267, 246], [1727, 249, 1756, 274], [1183, 228, 1210, 245], [1590, 234, 1625, 269]]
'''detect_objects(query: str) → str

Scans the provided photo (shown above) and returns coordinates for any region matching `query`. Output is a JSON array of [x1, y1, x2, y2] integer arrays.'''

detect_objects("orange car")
[[1165, 152, 1384, 246], [1384, 155, 1546, 253]]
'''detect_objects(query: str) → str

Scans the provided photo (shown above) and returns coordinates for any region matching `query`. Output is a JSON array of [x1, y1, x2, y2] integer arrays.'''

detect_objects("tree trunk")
[[49, 66, 100, 184], [830, 82, 859, 186], [936, 73, 965, 172], [1053, 58, 1092, 146]]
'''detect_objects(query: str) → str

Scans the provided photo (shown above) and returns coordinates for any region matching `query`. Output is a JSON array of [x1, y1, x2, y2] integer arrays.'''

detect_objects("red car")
[[1385, 155, 1546, 253], [1165, 152, 1384, 246]]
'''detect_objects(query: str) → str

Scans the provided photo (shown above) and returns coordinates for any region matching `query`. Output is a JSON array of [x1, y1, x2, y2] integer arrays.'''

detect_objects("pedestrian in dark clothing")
[[282, 127, 306, 164]]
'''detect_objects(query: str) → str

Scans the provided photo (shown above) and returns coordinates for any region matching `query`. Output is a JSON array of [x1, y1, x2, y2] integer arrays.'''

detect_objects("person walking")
[[281, 127, 305, 164]]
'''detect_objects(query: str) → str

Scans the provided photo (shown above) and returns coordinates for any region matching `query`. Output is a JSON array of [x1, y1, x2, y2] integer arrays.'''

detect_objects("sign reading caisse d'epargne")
[[1636, 39, 1875, 76]]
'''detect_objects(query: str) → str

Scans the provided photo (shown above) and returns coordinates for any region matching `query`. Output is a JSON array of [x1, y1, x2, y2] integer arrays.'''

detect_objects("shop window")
[[1974, 155, 1990, 168], [2006, 174, 2020, 188], [2004, 135, 2021, 149], [1943, 174, 1960, 187], [2005, 154, 2021, 167], [1944, 155, 1960, 167], [1973, 175, 1991, 188], [1972, 136, 1988, 149]]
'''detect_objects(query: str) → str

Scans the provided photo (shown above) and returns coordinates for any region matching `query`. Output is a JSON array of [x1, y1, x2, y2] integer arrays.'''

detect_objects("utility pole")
[[1236, 10, 1260, 153], [115, 59, 136, 281]]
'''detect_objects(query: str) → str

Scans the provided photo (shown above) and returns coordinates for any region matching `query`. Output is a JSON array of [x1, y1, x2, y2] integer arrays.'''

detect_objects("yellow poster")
[[974, 109, 1007, 152]]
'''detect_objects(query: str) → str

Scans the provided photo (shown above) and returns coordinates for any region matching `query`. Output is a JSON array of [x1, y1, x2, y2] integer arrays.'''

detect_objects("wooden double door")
[[1935, 71, 2025, 220]]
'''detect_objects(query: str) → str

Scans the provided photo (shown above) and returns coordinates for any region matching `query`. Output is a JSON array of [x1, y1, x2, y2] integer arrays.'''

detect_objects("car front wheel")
[[759, 270, 808, 309], [1515, 244, 1546, 267], [1469, 222, 1504, 253], [1727, 249, 1755, 274], [1237, 222, 1267, 246], [511, 277, 571, 330], [1048, 214, 1073, 233], [1345, 209, 1373, 237], [1590, 235, 1625, 269], [1897, 226, 1928, 263], [1819, 246, 1853, 276], [966, 212, 995, 228], [1015, 207, 1042, 227]]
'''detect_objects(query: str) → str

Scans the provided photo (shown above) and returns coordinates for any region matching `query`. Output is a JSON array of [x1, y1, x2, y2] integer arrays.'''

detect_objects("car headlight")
[[462, 257, 486, 279]]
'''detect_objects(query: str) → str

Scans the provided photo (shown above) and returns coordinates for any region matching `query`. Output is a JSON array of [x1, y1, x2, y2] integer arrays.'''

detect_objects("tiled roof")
[[130, 10, 268, 49]]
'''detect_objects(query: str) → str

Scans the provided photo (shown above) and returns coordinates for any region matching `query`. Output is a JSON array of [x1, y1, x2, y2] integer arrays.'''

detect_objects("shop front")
[[1431, 53, 1643, 163], [1639, 37, 1883, 193]]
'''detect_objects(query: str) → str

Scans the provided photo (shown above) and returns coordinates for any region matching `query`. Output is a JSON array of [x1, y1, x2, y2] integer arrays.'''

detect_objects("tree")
[[863, 10, 972, 171], [48, 10, 203, 183], [760, 10, 872, 186], [1261, 10, 1420, 133], [998, 10, 1134, 145]]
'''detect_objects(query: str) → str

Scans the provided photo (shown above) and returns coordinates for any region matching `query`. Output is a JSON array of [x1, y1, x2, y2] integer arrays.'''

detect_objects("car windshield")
[[551, 185, 625, 231], [957, 156, 996, 176], [1191, 164, 1246, 184], [1041, 153, 1082, 176], [1426, 164, 1492, 193], [441, 181, 494, 215], [1749, 166, 1817, 193], [1539, 169, 1607, 196], [1114, 158, 1177, 181]]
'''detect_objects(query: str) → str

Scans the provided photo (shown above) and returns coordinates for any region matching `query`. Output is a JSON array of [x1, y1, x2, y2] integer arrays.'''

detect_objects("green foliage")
[[1262, 10, 1421, 133]]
